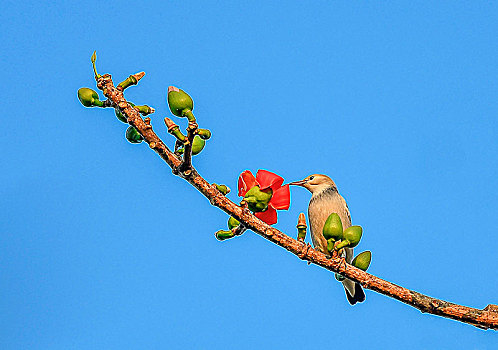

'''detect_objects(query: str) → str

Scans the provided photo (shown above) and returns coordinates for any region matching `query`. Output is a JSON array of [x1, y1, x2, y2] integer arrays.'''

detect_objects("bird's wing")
[[337, 194, 354, 263], [339, 194, 352, 228]]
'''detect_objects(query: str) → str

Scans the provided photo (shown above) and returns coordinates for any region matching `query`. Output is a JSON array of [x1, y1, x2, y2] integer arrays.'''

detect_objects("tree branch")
[[180, 119, 198, 174], [94, 72, 498, 331]]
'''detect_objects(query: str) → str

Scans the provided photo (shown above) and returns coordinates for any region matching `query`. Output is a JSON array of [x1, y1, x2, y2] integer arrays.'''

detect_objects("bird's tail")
[[343, 280, 365, 305]]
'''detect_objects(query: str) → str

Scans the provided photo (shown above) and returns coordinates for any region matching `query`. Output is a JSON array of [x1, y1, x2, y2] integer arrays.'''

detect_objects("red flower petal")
[[238, 170, 257, 197], [256, 170, 284, 192], [255, 206, 278, 225], [269, 184, 290, 210]]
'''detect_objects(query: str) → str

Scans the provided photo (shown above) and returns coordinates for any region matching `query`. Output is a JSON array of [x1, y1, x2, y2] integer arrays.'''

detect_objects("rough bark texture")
[[95, 73, 498, 330]]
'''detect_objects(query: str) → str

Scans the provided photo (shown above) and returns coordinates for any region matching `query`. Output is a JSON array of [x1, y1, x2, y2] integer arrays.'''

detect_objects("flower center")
[[244, 186, 273, 212]]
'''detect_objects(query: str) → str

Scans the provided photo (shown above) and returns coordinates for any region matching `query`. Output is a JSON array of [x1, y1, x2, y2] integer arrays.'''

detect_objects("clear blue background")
[[1, 1, 497, 348]]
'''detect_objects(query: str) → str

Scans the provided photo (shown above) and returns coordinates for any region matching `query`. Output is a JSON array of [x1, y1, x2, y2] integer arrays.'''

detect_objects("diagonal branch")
[[94, 73, 498, 331]]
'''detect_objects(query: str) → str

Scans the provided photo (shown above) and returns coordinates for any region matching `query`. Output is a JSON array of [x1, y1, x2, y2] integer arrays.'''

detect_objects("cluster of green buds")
[[215, 216, 241, 241], [322, 213, 372, 273], [165, 86, 211, 157], [77, 51, 155, 145]]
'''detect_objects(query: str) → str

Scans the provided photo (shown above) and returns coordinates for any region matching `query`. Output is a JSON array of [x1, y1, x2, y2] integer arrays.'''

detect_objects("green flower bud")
[[244, 186, 272, 212], [77, 87, 103, 107], [323, 213, 343, 241], [215, 229, 235, 241], [197, 129, 212, 140], [352, 251, 371, 271], [167, 86, 193, 117], [343, 225, 362, 248], [191, 135, 206, 155], [125, 126, 143, 144], [228, 216, 240, 230], [335, 225, 363, 250], [215, 184, 230, 195], [115, 102, 135, 123], [335, 273, 345, 282]]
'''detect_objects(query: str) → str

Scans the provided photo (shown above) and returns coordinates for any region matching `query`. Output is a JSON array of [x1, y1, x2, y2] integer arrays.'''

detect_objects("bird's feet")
[[337, 256, 348, 271]]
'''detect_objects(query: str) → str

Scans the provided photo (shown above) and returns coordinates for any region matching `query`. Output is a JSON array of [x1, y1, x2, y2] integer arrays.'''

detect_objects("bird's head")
[[289, 174, 337, 194]]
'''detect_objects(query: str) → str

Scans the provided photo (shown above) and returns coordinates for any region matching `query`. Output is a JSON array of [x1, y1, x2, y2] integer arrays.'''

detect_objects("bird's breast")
[[308, 193, 351, 254]]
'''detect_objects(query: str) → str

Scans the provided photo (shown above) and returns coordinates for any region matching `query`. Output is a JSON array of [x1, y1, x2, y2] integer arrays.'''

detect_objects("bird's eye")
[[309, 176, 314, 181]]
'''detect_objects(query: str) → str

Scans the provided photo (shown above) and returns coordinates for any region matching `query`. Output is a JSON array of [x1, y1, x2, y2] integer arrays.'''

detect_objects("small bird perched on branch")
[[290, 174, 365, 305]]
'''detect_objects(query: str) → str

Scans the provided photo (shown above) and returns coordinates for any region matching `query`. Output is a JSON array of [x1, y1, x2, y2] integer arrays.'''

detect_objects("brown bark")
[[180, 120, 198, 174], [94, 73, 498, 331]]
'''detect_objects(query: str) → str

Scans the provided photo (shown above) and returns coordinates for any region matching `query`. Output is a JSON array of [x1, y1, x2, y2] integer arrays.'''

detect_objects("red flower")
[[238, 169, 290, 225]]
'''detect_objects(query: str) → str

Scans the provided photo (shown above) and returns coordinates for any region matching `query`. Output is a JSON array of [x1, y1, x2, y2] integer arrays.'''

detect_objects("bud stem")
[[134, 105, 155, 116], [164, 117, 187, 142], [296, 213, 307, 242], [334, 240, 350, 251], [182, 109, 196, 123], [93, 99, 105, 107], [118, 72, 145, 90], [171, 127, 188, 143]]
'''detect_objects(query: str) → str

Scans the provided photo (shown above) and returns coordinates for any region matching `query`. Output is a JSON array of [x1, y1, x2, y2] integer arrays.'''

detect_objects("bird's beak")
[[289, 179, 306, 187]]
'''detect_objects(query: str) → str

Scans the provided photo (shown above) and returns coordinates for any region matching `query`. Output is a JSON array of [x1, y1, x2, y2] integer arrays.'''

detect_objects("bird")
[[289, 174, 365, 305]]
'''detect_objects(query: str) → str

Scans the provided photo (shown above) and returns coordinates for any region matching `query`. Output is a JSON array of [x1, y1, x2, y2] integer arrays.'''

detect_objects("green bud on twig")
[[118, 72, 145, 90], [228, 216, 240, 230], [352, 251, 371, 271], [215, 184, 230, 195], [196, 129, 212, 140], [115, 102, 135, 123], [164, 117, 187, 143], [125, 126, 143, 144], [134, 105, 155, 116], [334, 226, 363, 250], [116, 104, 153, 123], [175, 136, 205, 156], [191, 135, 206, 155], [167, 86, 194, 118], [77, 87, 104, 107], [344, 225, 362, 247], [323, 213, 343, 241], [215, 229, 235, 241]]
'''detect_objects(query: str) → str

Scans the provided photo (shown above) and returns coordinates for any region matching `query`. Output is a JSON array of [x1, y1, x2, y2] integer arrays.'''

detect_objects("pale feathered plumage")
[[290, 174, 365, 305]]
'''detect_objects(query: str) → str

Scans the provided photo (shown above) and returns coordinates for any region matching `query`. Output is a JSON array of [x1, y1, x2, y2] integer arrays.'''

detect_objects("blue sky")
[[1, 1, 498, 348]]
